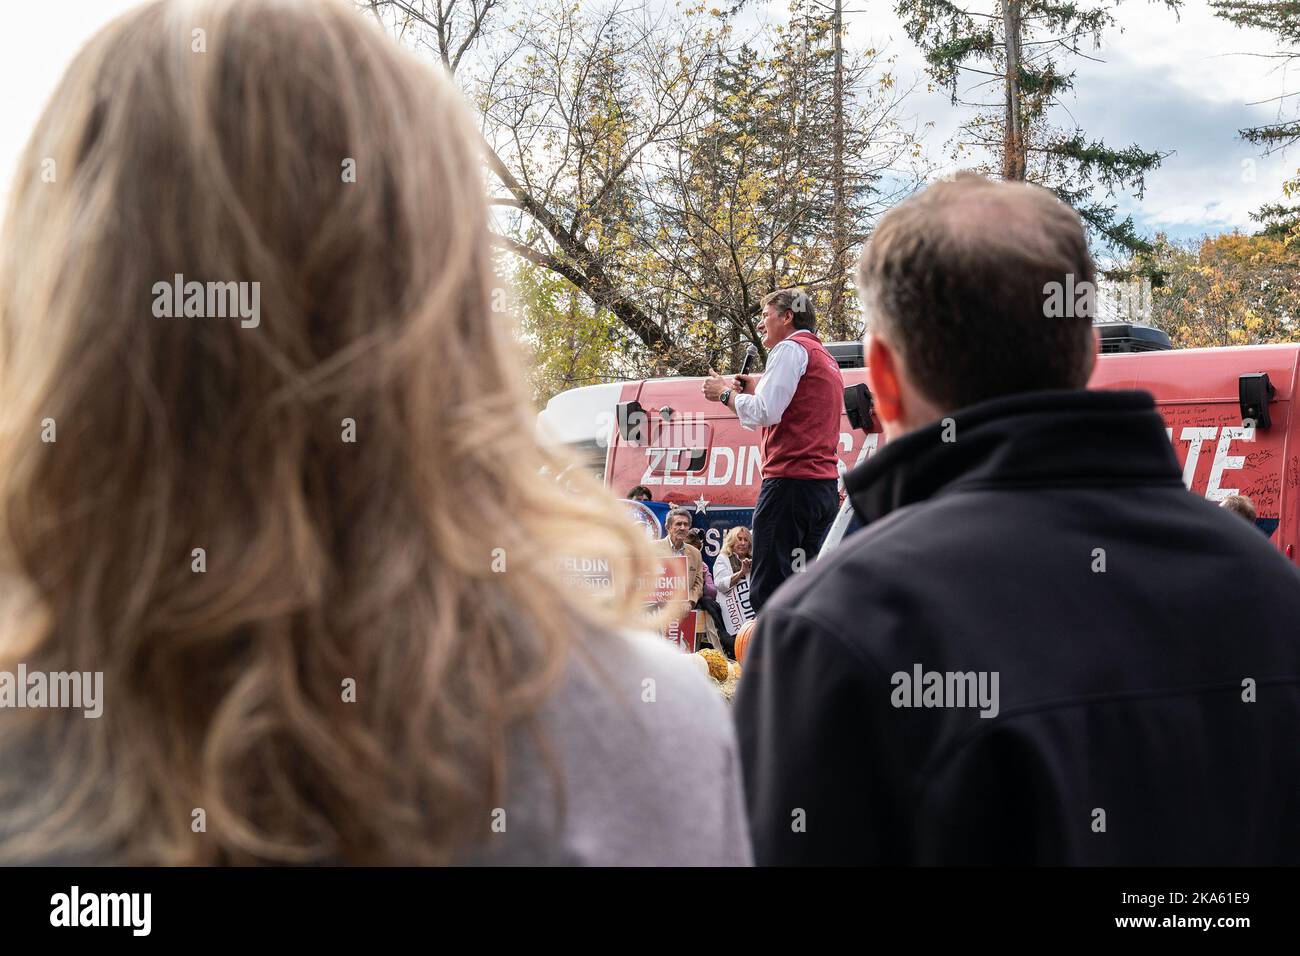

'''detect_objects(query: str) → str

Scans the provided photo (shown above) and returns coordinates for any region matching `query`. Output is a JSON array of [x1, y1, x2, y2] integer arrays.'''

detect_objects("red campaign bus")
[[537, 325, 1300, 564]]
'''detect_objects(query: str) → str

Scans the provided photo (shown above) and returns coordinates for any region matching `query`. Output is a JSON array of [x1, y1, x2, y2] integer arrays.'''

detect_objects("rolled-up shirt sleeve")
[[733, 336, 809, 431]]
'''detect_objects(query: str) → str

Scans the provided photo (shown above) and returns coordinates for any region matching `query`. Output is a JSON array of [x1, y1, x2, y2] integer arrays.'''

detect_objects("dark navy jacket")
[[735, 389, 1300, 864]]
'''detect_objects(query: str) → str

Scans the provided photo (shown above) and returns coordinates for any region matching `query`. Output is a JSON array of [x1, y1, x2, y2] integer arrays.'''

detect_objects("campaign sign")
[[689, 507, 753, 560], [665, 611, 699, 654], [720, 574, 755, 636], [636, 554, 698, 653], [555, 555, 614, 597], [642, 554, 688, 606]]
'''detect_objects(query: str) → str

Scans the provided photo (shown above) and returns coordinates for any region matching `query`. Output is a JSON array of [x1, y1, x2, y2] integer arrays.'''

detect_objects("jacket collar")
[[845, 389, 1184, 527], [778, 330, 818, 347]]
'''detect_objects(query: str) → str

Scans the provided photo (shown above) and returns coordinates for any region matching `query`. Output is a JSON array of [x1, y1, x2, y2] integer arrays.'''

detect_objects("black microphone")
[[738, 344, 758, 391]]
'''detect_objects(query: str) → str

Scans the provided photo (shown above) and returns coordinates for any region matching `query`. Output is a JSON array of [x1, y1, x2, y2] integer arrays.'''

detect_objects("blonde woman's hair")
[[719, 526, 752, 558], [0, 0, 656, 864]]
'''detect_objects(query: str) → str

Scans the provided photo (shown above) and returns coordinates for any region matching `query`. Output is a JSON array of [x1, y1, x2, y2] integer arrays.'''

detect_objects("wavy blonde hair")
[[0, 0, 656, 864], [719, 526, 752, 560]]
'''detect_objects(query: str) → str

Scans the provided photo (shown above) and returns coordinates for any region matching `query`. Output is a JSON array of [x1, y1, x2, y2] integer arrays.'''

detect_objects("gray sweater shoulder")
[[465, 629, 753, 866], [0, 631, 753, 866]]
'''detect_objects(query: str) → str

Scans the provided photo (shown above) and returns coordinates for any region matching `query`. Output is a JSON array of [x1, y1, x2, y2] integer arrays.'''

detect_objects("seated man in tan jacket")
[[657, 507, 713, 644]]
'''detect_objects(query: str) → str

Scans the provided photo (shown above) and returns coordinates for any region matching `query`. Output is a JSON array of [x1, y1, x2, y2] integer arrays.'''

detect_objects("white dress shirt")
[[733, 330, 814, 430]]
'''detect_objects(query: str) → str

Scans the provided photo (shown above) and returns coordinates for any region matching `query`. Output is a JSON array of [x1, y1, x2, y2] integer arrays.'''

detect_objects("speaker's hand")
[[702, 369, 737, 401]]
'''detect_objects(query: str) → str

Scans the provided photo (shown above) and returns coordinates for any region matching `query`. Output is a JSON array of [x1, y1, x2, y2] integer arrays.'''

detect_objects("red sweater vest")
[[760, 333, 844, 480]]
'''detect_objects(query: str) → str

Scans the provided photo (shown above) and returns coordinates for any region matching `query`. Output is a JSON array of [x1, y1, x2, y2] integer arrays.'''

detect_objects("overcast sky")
[[829, 0, 1299, 245], [2, 0, 1295, 248]]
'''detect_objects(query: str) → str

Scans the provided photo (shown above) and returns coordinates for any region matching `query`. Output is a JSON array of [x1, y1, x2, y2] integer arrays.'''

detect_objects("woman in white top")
[[714, 526, 753, 594], [713, 527, 756, 655]]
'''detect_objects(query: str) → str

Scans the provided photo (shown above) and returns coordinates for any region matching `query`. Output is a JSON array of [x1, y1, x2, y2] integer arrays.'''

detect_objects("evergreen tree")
[[1212, 1, 1300, 241], [1211, 1, 1300, 150], [896, 0, 1180, 256]]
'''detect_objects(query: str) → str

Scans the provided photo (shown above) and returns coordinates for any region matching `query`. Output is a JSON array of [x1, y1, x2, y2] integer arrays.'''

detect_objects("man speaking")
[[702, 289, 843, 612]]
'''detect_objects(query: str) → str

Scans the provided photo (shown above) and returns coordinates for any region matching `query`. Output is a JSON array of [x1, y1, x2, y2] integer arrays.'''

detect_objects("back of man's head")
[[858, 172, 1097, 412], [1220, 494, 1257, 523]]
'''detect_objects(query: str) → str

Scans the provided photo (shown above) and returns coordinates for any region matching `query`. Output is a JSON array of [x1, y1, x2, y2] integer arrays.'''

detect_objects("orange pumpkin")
[[734, 619, 757, 665]]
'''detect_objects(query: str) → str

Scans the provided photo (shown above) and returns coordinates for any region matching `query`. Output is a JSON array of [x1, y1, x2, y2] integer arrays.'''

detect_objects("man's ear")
[[865, 334, 903, 428], [1083, 325, 1100, 384]]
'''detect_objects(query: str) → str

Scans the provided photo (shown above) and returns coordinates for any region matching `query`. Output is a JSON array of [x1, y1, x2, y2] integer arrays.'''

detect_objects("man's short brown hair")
[[763, 288, 816, 332], [857, 172, 1096, 411], [665, 507, 692, 529], [1220, 494, 1257, 523]]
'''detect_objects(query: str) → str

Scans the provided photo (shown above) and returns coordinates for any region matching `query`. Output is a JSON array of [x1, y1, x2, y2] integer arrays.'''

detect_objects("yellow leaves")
[[1149, 230, 1300, 349]]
